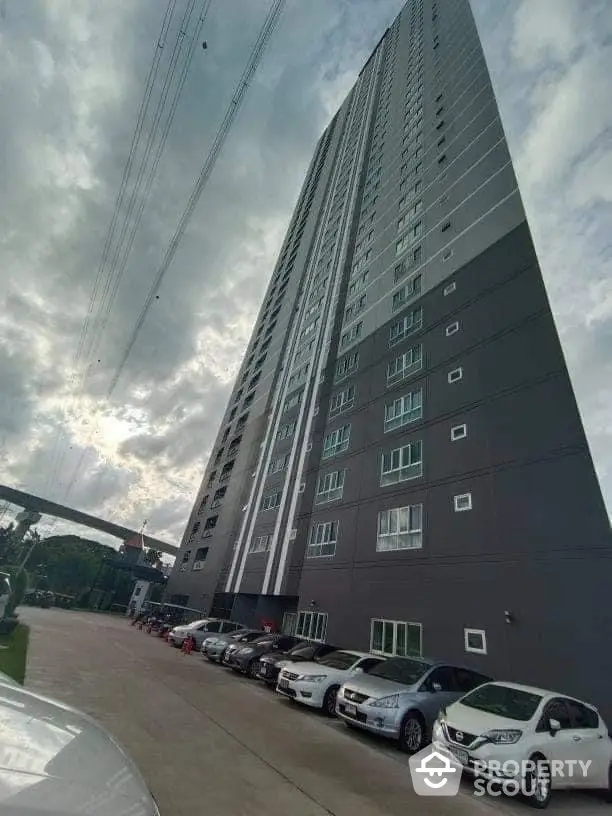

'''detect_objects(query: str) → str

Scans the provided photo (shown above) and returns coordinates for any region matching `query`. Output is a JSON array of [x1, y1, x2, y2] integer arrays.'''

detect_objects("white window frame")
[[295, 611, 328, 642], [445, 321, 459, 336], [329, 385, 355, 418], [306, 521, 338, 559], [389, 307, 423, 347], [340, 321, 363, 349], [392, 272, 422, 312], [322, 425, 351, 459], [464, 628, 487, 655], [450, 424, 467, 441], [376, 504, 423, 551], [443, 281, 456, 295], [370, 619, 423, 657], [454, 493, 472, 512], [260, 492, 281, 512], [387, 344, 423, 386], [334, 352, 359, 384], [315, 470, 345, 504], [384, 388, 423, 432], [248, 535, 271, 554], [381, 441, 423, 486], [447, 366, 463, 383]]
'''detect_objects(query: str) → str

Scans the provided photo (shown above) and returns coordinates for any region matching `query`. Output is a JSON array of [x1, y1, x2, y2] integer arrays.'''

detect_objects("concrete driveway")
[[21, 608, 608, 816]]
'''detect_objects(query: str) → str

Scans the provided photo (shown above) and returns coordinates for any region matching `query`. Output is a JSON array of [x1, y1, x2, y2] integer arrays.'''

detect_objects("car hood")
[[0, 679, 155, 815], [287, 660, 349, 677], [340, 673, 416, 698], [259, 650, 296, 665], [444, 700, 528, 733]]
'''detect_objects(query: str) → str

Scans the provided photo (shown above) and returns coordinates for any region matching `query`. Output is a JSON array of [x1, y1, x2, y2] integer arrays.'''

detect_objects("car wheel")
[[322, 686, 339, 717], [524, 756, 551, 809], [398, 711, 425, 754], [246, 660, 258, 679]]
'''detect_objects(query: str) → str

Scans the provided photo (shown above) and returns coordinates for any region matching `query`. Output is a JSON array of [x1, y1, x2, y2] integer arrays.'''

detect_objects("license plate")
[[279, 678, 289, 690], [259, 664, 268, 676], [448, 745, 469, 766], [344, 703, 357, 717]]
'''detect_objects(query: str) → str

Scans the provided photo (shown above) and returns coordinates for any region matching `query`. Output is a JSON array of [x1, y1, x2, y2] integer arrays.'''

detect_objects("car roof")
[[481, 680, 597, 707], [324, 649, 373, 659]]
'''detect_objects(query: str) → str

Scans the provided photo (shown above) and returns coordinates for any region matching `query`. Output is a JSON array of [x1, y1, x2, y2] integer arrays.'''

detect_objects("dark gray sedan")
[[226, 634, 303, 678]]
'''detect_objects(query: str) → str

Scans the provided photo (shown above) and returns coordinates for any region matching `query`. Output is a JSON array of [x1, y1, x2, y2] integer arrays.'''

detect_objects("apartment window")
[[269, 454, 289, 474], [248, 535, 271, 554], [322, 425, 351, 459], [329, 385, 355, 417], [277, 421, 296, 440], [451, 424, 467, 441], [283, 392, 302, 413], [389, 308, 423, 348], [392, 273, 422, 313], [315, 470, 346, 504], [443, 281, 456, 295], [448, 367, 463, 384], [442, 249, 453, 262], [197, 496, 208, 514], [387, 344, 423, 386], [340, 321, 363, 349], [260, 491, 282, 512], [348, 271, 368, 297], [377, 504, 423, 551], [181, 549, 192, 564], [210, 486, 227, 509], [306, 521, 338, 558], [334, 352, 359, 383], [384, 388, 423, 432], [465, 628, 487, 655], [192, 547, 209, 570], [396, 221, 422, 256], [295, 611, 328, 642], [441, 218, 451, 231], [446, 321, 459, 336], [454, 493, 472, 512], [381, 441, 423, 486], [397, 201, 423, 232], [371, 619, 422, 657]]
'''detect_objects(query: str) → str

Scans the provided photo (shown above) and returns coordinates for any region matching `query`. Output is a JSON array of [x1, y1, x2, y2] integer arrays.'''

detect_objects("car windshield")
[[241, 631, 265, 642], [186, 619, 210, 629], [460, 684, 543, 721], [367, 657, 432, 685], [251, 637, 275, 647], [316, 651, 360, 670], [286, 644, 316, 659]]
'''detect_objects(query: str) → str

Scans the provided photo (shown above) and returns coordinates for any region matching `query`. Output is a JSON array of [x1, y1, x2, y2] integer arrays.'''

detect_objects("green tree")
[[143, 549, 163, 567]]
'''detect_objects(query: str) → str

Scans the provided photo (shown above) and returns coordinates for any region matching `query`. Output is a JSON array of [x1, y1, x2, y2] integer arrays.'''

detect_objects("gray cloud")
[[0, 0, 404, 547], [1, 0, 610, 554]]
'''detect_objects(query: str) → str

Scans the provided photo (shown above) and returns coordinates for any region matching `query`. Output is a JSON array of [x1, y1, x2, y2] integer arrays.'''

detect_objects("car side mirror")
[[549, 718, 561, 735], [432, 681, 442, 692], [352, 667, 364, 675]]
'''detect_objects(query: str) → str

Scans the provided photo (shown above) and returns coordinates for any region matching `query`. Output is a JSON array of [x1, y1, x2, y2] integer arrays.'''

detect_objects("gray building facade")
[[165, 0, 612, 719]]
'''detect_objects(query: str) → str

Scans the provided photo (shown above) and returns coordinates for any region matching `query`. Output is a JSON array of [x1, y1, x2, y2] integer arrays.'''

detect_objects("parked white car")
[[276, 650, 384, 716], [433, 681, 612, 808], [0, 671, 160, 814]]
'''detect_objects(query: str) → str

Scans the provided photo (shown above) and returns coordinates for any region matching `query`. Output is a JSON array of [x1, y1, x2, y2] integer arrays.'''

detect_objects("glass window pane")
[[383, 621, 394, 654], [372, 621, 383, 651], [396, 623, 407, 656]]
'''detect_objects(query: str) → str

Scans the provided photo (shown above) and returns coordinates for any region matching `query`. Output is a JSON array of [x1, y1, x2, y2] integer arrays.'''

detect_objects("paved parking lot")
[[22, 608, 608, 816]]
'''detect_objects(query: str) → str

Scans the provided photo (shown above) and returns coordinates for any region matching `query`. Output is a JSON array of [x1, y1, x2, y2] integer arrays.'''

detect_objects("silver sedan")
[[202, 629, 265, 662]]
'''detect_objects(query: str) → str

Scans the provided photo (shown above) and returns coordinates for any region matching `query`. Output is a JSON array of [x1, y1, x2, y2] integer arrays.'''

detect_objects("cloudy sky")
[[0, 0, 610, 554]]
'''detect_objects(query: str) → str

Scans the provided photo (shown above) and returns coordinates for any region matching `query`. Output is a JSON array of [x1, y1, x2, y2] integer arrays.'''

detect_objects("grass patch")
[[0, 623, 29, 684]]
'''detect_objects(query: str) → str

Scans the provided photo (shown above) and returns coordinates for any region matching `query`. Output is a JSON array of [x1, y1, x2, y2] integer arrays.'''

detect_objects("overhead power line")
[[80, 0, 212, 376], [60, 0, 285, 507], [107, 0, 286, 396]]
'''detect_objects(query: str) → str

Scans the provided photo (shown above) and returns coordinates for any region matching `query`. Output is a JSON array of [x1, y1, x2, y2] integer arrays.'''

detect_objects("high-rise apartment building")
[[165, 0, 612, 716]]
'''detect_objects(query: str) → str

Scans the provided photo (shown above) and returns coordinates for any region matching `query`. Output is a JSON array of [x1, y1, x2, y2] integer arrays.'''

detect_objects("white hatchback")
[[433, 681, 612, 808], [276, 650, 384, 716]]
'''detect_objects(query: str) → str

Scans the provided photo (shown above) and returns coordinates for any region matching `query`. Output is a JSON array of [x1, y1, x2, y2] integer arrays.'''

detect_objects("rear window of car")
[[252, 637, 275, 647], [367, 657, 432, 685], [317, 651, 360, 670], [287, 645, 317, 659], [461, 684, 543, 721]]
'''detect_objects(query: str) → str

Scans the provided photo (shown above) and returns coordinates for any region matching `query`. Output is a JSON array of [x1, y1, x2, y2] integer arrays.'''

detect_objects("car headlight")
[[483, 729, 523, 744], [239, 648, 254, 655], [369, 694, 400, 709], [298, 674, 328, 683], [432, 719, 444, 741]]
